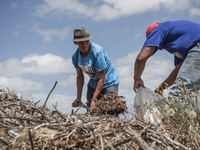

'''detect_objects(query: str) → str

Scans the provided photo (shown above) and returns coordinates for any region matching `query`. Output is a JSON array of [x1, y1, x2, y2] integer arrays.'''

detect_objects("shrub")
[[150, 80, 200, 148]]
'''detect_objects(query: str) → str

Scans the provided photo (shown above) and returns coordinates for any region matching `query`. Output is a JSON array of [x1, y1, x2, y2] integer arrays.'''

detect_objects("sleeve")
[[142, 29, 166, 49], [72, 52, 79, 68], [94, 50, 107, 72]]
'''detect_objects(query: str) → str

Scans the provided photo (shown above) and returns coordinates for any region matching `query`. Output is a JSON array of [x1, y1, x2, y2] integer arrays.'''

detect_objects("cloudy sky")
[[1, 0, 200, 113]]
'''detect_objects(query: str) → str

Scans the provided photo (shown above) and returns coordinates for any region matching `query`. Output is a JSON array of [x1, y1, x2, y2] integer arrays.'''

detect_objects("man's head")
[[72, 27, 93, 53], [146, 23, 159, 38], [72, 27, 93, 42]]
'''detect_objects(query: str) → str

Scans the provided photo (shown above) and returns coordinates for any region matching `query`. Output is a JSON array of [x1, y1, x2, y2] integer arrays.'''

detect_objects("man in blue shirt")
[[72, 27, 119, 112], [134, 20, 200, 96]]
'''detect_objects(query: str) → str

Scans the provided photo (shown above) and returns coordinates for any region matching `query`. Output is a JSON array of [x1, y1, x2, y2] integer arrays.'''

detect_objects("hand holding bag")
[[134, 86, 162, 125]]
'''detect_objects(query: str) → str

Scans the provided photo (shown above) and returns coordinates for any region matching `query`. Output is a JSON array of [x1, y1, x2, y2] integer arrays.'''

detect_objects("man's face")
[[74, 40, 90, 53]]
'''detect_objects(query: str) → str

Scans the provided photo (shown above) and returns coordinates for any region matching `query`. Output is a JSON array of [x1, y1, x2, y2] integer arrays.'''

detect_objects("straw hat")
[[72, 27, 93, 42]]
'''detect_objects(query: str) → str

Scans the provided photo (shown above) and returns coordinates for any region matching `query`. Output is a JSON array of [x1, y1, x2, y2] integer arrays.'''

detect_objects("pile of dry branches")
[[0, 89, 195, 150]]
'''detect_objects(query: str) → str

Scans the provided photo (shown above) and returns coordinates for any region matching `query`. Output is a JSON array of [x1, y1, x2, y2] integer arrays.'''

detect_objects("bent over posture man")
[[134, 20, 200, 96], [72, 27, 119, 112]]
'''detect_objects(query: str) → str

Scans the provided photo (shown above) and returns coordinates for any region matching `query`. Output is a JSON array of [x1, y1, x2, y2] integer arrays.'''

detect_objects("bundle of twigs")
[[0, 89, 195, 150], [93, 93, 127, 116]]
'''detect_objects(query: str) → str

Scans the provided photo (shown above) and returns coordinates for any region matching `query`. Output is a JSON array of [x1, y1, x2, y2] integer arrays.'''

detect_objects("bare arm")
[[133, 46, 157, 92], [90, 69, 106, 112], [155, 62, 183, 93], [73, 68, 84, 104]]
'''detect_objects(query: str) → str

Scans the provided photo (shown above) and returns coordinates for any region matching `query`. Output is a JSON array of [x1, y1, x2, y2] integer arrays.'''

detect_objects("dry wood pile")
[[0, 89, 195, 150]]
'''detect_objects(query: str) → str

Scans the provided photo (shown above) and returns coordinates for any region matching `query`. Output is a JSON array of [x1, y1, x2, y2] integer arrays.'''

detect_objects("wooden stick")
[[67, 124, 128, 149], [0, 116, 43, 123], [43, 81, 57, 108], [74, 101, 89, 114], [28, 128, 34, 150], [32, 106, 51, 122], [112, 137, 133, 147], [127, 125, 151, 150], [53, 105, 66, 121]]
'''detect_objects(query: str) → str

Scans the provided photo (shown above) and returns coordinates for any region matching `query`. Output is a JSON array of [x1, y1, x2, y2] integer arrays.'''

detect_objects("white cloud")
[[59, 75, 76, 87], [0, 77, 43, 94], [12, 31, 19, 36], [31, 93, 75, 113], [16, 24, 26, 29], [32, 0, 195, 21], [94, 0, 192, 21], [112, 51, 173, 112], [32, 22, 70, 42], [135, 33, 141, 38], [113, 52, 173, 91], [0, 53, 74, 76], [113, 52, 137, 66], [32, 0, 95, 18], [59, 73, 90, 88], [11, 3, 17, 9], [160, 0, 191, 12], [190, 7, 200, 16], [0, 51, 174, 113], [104, 28, 130, 34], [24, 1, 30, 5], [31, 92, 88, 113]]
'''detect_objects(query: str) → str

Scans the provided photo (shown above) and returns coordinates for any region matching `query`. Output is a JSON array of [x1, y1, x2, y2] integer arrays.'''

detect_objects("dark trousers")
[[86, 84, 119, 107]]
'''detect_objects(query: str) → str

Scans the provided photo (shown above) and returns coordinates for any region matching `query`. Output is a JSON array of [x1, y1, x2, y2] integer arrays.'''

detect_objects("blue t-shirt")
[[72, 42, 119, 89], [143, 20, 200, 65]]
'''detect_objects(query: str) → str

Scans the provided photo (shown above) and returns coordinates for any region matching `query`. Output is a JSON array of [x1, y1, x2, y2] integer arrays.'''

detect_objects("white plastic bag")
[[134, 86, 162, 125]]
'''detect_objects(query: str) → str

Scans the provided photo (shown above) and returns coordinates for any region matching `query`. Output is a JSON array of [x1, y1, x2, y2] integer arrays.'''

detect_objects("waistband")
[[191, 41, 200, 48], [189, 41, 200, 53]]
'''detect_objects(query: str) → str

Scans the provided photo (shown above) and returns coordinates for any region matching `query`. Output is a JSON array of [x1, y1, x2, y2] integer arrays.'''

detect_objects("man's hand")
[[154, 86, 163, 95], [72, 98, 82, 107], [90, 70, 105, 112], [134, 78, 145, 92], [90, 100, 95, 112], [133, 47, 156, 93]]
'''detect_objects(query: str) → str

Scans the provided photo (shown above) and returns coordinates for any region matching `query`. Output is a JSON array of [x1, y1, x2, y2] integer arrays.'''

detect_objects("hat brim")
[[72, 36, 93, 42]]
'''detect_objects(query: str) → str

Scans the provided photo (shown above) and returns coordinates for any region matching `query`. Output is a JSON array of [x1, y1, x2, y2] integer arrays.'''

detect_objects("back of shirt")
[[143, 20, 200, 65]]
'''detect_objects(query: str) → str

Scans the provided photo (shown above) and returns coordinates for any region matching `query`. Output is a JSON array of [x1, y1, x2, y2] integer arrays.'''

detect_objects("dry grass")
[[145, 80, 200, 149]]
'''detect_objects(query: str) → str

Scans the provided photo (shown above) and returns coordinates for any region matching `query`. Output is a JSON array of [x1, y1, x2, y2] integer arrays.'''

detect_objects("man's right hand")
[[133, 78, 145, 92], [72, 98, 82, 107]]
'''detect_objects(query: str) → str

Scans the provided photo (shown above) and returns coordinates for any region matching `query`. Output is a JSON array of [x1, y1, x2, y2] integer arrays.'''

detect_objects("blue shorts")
[[86, 84, 119, 107]]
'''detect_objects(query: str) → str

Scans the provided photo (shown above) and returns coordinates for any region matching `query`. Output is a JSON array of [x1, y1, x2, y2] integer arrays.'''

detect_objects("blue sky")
[[1, 0, 200, 113]]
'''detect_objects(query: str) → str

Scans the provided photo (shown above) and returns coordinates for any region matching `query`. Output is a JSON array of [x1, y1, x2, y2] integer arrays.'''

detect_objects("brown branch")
[[53, 105, 66, 121], [112, 137, 133, 147], [31, 106, 51, 123], [67, 124, 126, 149], [74, 101, 89, 114], [128, 126, 151, 150], [28, 128, 34, 150], [0, 116, 43, 123], [147, 128, 189, 149], [43, 81, 57, 108]]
